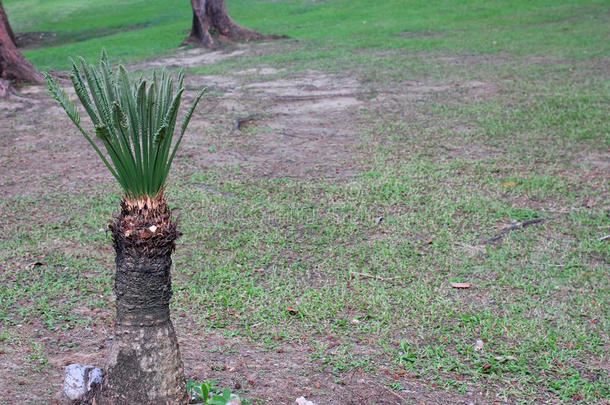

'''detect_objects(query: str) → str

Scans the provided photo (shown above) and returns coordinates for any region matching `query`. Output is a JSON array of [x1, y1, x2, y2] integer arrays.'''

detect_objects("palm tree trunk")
[[96, 197, 188, 405]]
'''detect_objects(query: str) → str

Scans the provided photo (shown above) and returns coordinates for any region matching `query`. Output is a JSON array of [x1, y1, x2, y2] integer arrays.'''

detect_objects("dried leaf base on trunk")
[[96, 197, 188, 405]]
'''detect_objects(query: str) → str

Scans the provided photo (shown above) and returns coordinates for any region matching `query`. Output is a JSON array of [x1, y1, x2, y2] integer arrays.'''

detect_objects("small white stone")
[[87, 367, 102, 390], [63, 364, 102, 401], [295, 396, 317, 405]]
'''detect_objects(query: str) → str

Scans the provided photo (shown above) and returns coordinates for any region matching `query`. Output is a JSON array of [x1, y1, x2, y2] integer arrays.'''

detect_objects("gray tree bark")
[[96, 199, 188, 404]]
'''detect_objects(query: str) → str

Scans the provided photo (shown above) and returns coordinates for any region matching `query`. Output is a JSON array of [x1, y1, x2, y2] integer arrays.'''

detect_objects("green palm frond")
[[45, 72, 80, 125], [45, 52, 206, 198]]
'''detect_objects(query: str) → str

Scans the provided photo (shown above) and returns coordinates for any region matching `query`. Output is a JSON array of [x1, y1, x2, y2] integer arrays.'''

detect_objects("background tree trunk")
[[0, 2, 15, 45], [96, 200, 188, 405], [184, 0, 280, 47], [0, 1, 43, 83]]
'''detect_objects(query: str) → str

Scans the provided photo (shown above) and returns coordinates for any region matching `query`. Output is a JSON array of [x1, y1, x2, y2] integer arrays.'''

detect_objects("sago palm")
[[46, 52, 205, 404]]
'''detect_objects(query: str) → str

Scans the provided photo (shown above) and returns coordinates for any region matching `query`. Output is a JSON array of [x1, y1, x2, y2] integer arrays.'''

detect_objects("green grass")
[[5, 0, 609, 70], [1, 0, 609, 403], [2, 159, 608, 402]]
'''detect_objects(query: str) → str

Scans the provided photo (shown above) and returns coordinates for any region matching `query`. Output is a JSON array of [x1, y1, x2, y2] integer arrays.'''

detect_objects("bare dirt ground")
[[1, 44, 607, 404], [0, 44, 508, 199], [0, 48, 367, 197], [0, 314, 487, 404]]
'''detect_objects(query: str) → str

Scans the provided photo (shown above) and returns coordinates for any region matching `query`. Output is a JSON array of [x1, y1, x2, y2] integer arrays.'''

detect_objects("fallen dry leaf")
[[450, 282, 471, 288], [502, 181, 516, 187], [28, 261, 44, 270], [494, 355, 517, 362]]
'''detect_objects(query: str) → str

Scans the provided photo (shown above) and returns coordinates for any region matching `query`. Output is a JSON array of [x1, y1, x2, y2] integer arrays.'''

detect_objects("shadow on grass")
[[15, 23, 149, 49]]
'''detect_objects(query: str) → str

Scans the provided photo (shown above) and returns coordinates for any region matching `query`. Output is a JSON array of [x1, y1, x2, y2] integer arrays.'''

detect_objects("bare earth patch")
[[177, 328, 488, 405], [0, 86, 114, 198], [0, 64, 366, 198]]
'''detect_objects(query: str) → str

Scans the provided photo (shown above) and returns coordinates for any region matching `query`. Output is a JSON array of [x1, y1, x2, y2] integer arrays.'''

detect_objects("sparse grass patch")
[[1, 0, 608, 403]]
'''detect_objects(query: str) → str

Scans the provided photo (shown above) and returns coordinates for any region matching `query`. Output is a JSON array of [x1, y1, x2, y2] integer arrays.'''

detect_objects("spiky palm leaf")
[[45, 51, 206, 198]]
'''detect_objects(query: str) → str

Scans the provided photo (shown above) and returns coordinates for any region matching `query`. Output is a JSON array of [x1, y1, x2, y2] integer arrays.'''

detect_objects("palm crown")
[[45, 51, 205, 198]]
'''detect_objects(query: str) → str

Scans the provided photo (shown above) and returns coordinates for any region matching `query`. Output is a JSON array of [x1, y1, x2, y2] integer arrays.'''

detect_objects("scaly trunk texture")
[[184, 0, 283, 47], [96, 196, 188, 405], [0, 1, 42, 84]]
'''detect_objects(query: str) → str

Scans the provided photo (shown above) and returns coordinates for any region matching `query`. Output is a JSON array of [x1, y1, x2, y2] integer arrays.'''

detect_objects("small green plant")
[[44, 50, 205, 198], [186, 379, 249, 405], [398, 341, 417, 366], [387, 381, 404, 391]]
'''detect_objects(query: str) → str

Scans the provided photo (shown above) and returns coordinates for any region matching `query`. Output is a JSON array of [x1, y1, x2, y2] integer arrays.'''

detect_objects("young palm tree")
[[45, 52, 205, 404]]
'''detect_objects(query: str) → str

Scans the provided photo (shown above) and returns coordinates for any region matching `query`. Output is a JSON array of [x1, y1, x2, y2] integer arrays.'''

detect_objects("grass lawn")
[[1, 0, 609, 403]]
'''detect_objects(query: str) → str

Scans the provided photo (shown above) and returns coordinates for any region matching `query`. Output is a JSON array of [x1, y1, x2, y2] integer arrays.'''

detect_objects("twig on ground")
[[373, 381, 409, 404], [273, 93, 360, 102], [191, 183, 238, 200], [234, 113, 263, 131], [455, 241, 486, 255], [479, 216, 559, 245], [350, 271, 398, 281], [530, 261, 566, 267], [600, 234, 610, 241]]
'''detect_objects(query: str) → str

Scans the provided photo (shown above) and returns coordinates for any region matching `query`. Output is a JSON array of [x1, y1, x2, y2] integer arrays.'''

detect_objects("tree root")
[[479, 216, 561, 245]]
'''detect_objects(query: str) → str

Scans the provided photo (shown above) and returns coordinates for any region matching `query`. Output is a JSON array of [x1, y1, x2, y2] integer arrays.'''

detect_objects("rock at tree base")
[[227, 397, 242, 405], [0, 78, 10, 97], [64, 364, 102, 401], [295, 397, 317, 405]]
